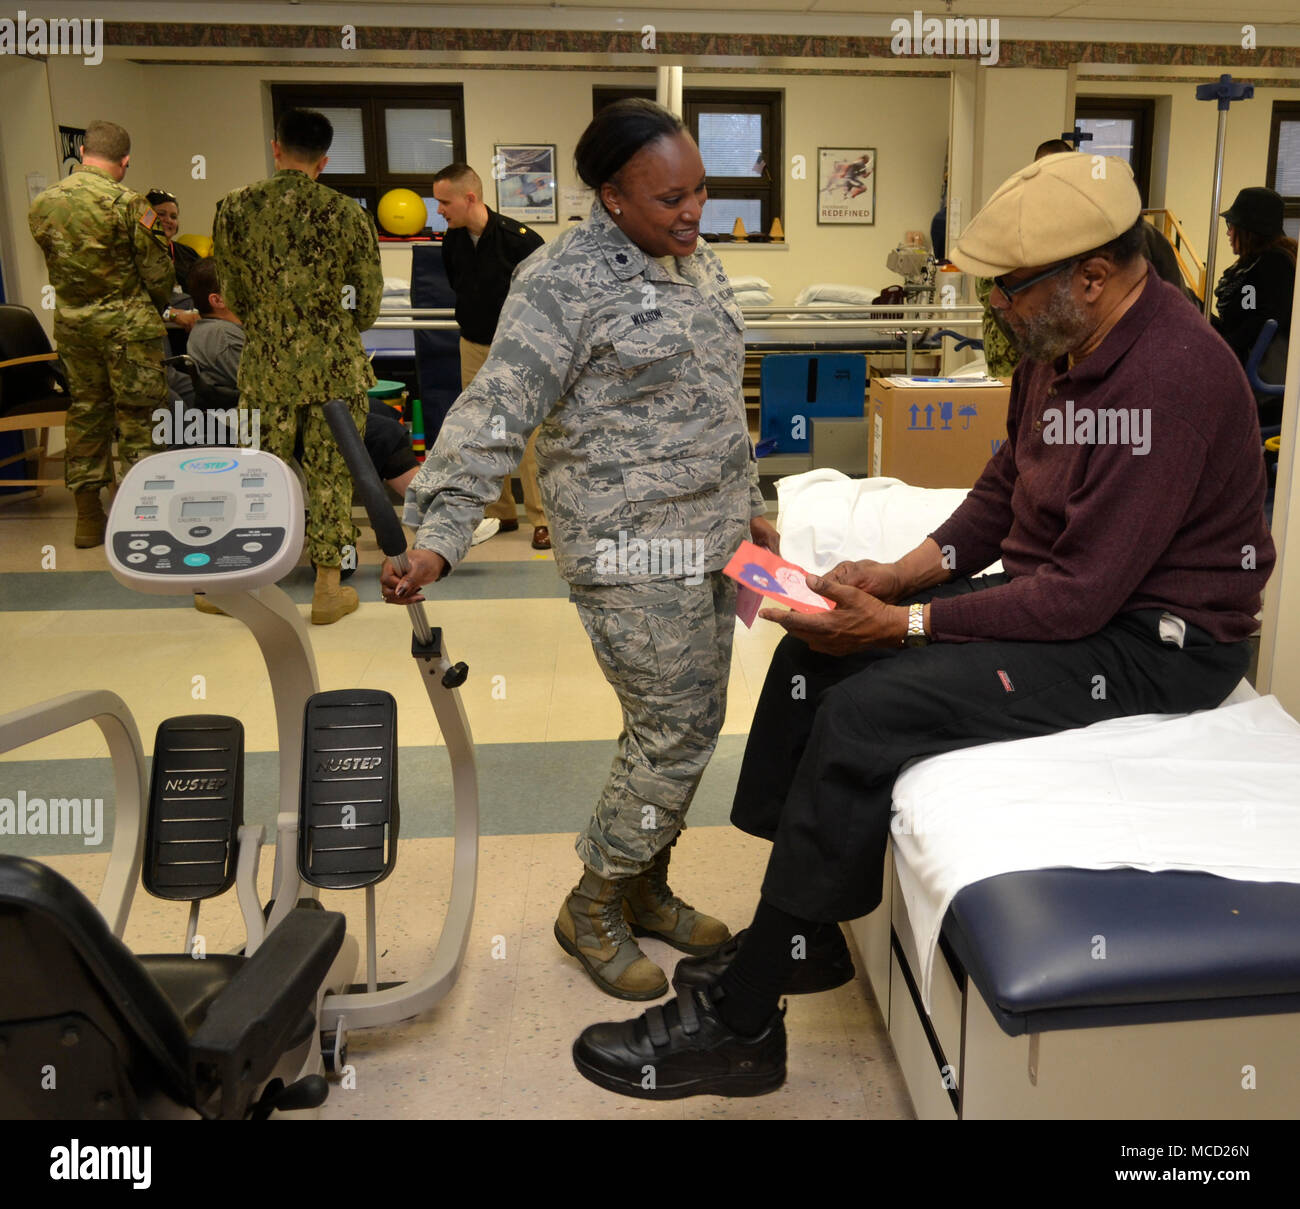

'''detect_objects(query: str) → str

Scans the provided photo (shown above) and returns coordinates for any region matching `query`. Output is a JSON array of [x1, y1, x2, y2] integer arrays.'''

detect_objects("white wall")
[[1258, 278, 1300, 717], [1075, 79, 1291, 294], [0, 56, 63, 337], [17, 57, 1290, 314], [37, 59, 949, 306], [974, 68, 1072, 207]]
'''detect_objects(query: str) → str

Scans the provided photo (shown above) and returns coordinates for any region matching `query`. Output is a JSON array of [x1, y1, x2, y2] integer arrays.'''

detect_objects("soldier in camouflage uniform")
[[28, 120, 174, 548], [383, 100, 780, 1000], [213, 108, 382, 624], [976, 276, 1021, 379]]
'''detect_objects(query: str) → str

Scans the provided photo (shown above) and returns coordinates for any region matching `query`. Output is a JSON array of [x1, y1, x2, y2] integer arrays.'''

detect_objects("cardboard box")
[[869, 378, 1010, 489]]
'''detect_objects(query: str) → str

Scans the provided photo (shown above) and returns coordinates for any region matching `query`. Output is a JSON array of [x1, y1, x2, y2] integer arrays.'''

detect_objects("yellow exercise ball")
[[177, 233, 214, 258], [377, 189, 427, 237]]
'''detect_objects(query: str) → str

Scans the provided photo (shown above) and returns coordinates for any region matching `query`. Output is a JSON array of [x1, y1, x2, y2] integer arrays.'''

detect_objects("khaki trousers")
[[459, 337, 546, 526]]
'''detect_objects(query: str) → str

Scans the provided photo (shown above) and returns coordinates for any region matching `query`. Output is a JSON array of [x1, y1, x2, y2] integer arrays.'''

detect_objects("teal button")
[[183, 553, 210, 566]]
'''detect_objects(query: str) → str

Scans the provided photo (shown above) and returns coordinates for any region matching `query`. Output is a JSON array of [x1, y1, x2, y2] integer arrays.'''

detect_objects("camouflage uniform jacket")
[[27, 164, 173, 344], [405, 201, 765, 584], [213, 168, 382, 405], [976, 276, 1021, 379]]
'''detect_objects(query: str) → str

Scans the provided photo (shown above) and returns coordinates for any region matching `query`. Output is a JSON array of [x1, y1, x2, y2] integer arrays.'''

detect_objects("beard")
[[1001, 276, 1093, 363]]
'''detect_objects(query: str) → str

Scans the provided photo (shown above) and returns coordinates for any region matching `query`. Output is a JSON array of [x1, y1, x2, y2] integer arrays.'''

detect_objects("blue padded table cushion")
[[941, 868, 1300, 1037]]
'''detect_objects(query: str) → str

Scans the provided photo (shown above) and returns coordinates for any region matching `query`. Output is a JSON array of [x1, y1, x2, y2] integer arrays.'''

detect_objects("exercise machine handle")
[[323, 399, 409, 559], [323, 398, 434, 646]]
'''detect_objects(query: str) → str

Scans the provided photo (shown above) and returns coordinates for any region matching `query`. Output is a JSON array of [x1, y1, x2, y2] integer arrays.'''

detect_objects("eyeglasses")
[[991, 258, 1078, 302]]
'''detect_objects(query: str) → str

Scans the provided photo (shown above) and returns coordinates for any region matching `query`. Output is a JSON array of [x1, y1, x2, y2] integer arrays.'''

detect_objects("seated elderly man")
[[571, 152, 1277, 1099]]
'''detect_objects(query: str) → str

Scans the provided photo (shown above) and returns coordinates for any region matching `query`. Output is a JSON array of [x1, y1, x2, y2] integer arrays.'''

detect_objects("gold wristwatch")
[[904, 602, 929, 647]]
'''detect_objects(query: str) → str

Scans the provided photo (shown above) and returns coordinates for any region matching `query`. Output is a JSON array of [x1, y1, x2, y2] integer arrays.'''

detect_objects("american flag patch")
[[996, 669, 1014, 692], [139, 206, 157, 230]]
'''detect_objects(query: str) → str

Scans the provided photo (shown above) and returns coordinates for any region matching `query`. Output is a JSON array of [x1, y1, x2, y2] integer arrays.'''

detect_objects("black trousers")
[[732, 574, 1252, 922]]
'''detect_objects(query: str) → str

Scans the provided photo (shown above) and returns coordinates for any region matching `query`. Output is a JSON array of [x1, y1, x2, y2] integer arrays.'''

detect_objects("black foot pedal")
[[299, 690, 399, 890], [145, 716, 244, 900]]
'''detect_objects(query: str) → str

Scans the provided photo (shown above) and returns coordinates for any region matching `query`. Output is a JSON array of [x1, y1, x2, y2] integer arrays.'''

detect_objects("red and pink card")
[[724, 540, 835, 628]]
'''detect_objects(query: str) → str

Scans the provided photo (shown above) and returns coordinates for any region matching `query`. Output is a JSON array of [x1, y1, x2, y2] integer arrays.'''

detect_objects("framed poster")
[[493, 144, 557, 224], [818, 148, 876, 225], [59, 125, 86, 177]]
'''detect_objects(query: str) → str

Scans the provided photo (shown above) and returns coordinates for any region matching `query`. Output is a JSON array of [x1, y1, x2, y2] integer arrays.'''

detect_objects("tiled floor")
[[1, 481, 915, 1119]]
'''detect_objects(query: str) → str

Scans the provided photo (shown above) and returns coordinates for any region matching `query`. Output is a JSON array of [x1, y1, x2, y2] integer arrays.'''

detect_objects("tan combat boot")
[[624, 843, 731, 956], [74, 490, 106, 549], [193, 594, 227, 615], [311, 564, 359, 625], [555, 867, 669, 1000]]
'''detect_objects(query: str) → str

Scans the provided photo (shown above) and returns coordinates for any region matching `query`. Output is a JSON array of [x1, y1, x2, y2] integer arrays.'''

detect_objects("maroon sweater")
[[929, 274, 1274, 644]]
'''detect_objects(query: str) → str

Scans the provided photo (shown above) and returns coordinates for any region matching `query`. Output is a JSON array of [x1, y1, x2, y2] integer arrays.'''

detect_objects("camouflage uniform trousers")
[[570, 571, 738, 879], [58, 330, 168, 493], [243, 396, 368, 568]]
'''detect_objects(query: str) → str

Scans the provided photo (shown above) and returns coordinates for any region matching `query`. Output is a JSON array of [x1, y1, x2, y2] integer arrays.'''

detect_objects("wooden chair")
[[0, 304, 68, 493]]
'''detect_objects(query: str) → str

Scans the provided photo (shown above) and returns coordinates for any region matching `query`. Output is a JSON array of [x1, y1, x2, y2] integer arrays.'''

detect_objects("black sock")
[[714, 897, 819, 1037]]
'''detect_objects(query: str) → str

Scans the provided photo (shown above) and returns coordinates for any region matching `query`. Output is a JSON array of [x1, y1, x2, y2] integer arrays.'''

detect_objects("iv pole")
[[1196, 74, 1255, 319]]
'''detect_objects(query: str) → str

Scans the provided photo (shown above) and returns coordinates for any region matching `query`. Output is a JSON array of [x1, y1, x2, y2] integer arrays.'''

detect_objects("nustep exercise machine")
[[104, 437, 479, 1070]]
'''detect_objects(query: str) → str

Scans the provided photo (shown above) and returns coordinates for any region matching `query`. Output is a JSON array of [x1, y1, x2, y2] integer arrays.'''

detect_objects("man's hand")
[[820, 558, 905, 602], [759, 575, 909, 655], [170, 309, 199, 332], [750, 515, 780, 553], [380, 548, 447, 604]]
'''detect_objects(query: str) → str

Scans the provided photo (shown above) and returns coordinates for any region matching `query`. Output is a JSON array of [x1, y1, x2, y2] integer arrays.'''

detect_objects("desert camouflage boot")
[[555, 867, 668, 1001], [624, 844, 730, 956]]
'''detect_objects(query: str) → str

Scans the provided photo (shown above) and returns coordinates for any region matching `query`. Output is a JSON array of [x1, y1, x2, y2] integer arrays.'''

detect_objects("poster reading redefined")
[[818, 148, 876, 225]]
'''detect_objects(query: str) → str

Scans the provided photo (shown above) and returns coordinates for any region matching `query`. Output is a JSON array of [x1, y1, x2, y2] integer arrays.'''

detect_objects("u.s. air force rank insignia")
[[139, 207, 158, 230]]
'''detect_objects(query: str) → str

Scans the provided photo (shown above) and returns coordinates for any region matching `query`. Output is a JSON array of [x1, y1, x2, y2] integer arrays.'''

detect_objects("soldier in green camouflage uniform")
[[27, 120, 174, 548], [976, 276, 1021, 379], [213, 108, 382, 624], [385, 101, 780, 999]]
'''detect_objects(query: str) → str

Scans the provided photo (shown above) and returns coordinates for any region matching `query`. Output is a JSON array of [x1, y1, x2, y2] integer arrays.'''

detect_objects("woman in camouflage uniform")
[[384, 100, 779, 1000]]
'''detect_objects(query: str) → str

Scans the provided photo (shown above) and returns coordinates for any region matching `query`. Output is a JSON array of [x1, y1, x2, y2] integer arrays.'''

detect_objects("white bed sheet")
[[774, 469, 1001, 577], [892, 694, 1300, 1012]]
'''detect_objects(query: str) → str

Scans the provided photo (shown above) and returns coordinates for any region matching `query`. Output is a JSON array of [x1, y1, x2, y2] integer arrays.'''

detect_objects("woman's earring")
[[613, 207, 621, 215]]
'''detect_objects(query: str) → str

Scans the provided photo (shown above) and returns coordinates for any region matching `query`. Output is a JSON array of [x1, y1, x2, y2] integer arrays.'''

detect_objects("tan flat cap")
[[951, 152, 1142, 277]]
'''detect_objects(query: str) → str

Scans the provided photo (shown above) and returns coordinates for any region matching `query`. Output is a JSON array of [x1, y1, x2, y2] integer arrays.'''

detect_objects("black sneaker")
[[572, 984, 786, 1100], [673, 925, 855, 995]]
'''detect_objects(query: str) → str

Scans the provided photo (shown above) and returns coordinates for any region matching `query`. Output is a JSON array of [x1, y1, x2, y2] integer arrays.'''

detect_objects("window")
[[1073, 98, 1154, 206], [1267, 101, 1300, 242], [593, 86, 783, 237], [271, 84, 466, 231]]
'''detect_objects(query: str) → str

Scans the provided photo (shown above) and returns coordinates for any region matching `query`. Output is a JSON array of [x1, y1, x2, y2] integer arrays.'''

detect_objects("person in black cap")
[[1212, 186, 1297, 420]]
